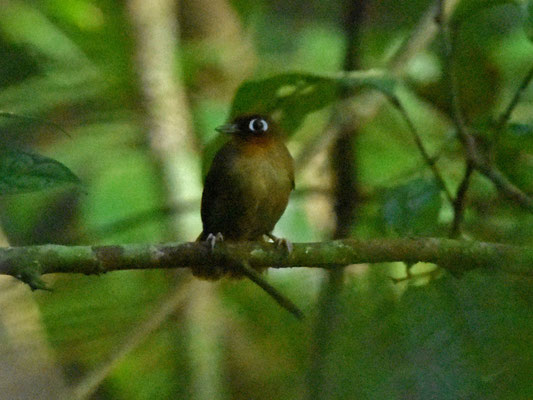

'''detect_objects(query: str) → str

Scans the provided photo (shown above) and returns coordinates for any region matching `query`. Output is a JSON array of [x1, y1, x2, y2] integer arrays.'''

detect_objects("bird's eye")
[[248, 118, 268, 133]]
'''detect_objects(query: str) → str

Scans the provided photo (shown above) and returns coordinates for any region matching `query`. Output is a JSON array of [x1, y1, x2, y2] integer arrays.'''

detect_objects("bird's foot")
[[193, 232, 225, 280], [266, 233, 293, 254], [205, 232, 224, 251]]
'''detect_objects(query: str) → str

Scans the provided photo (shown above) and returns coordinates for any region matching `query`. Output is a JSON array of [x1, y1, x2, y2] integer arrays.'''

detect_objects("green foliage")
[[0, 148, 80, 195], [381, 178, 442, 236], [230, 70, 397, 134], [1, 0, 533, 399], [495, 123, 533, 190], [451, 0, 526, 25], [504, 122, 533, 150], [317, 270, 533, 400], [524, 0, 533, 40]]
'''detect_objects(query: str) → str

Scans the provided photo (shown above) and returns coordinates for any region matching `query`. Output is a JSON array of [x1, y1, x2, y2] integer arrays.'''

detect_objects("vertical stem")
[[186, 281, 226, 400], [307, 1, 366, 398], [450, 161, 474, 238], [307, 267, 345, 400], [437, 0, 478, 240], [127, 3, 222, 400], [330, 0, 364, 236], [127, 0, 202, 239], [331, 124, 359, 239], [437, 0, 477, 154]]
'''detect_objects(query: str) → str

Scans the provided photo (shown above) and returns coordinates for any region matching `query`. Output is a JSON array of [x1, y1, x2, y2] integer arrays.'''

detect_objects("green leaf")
[[0, 148, 81, 195], [507, 122, 533, 135], [229, 70, 397, 134], [336, 70, 398, 96], [381, 178, 442, 236], [501, 123, 533, 151], [495, 123, 533, 189], [524, 0, 533, 40], [451, 0, 525, 25], [0, 111, 71, 137], [0, 1, 90, 65]]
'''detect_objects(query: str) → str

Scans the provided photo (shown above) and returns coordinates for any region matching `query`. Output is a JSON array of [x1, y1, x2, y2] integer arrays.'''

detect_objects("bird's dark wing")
[[200, 143, 247, 239]]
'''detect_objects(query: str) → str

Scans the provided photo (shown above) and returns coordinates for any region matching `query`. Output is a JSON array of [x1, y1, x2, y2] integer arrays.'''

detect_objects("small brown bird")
[[195, 114, 294, 278]]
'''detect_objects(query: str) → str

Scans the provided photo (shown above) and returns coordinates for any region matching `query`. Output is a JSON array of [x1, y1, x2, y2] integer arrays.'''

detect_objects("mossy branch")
[[1, 238, 533, 287]]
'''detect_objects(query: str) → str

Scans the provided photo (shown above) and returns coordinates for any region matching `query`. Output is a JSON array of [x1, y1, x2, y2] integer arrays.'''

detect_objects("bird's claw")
[[206, 232, 224, 251], [193, 232, 225, 280], [278, 238, 294, 254], [267, 233, 293, 253]]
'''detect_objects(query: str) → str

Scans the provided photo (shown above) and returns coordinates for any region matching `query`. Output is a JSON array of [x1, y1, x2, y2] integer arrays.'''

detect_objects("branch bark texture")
[[1, 239, 532, 287]]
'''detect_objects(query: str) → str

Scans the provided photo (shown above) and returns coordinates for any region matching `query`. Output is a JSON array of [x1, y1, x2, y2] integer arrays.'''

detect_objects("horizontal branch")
[[1, 238, 532, 288]]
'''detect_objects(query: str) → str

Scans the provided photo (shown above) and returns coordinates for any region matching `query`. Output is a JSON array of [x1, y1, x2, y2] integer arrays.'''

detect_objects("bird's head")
[[216, 114, 274, 139]]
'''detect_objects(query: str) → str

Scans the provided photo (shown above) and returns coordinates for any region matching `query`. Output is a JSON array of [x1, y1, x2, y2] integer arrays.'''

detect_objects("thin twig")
[[437, 0, 533, 214], [496, 62, 533, 130], [295, 0, 450, 172], [394, 100, 454, 203], [437, 5, 472, 147], [0, 111, 71, 138], [437, 0, 479, 159], [474, 162, 533, 211], [237, 260, 304, 320], [491, 61, 533, 151]]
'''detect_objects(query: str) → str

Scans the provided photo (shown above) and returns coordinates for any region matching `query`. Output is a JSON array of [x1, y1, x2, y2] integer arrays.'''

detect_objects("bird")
[[194, 114, 294, 279]]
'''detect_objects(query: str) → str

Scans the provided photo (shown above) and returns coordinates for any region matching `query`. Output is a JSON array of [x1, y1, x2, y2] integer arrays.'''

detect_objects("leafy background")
[[1, 0, 533, 399]]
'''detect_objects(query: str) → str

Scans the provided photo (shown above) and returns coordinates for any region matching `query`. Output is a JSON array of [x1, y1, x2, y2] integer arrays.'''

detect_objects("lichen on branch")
[[1, 238, 532, 288]]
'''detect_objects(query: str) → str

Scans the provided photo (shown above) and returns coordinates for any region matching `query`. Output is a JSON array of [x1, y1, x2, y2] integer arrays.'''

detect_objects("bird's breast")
[[234, 150, 292, 201], [231, 142, 293, 235], [201, 136, 294, 241]]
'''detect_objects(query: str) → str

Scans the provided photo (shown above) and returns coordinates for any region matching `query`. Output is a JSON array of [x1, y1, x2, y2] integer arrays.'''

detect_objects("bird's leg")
[[266, 233, 293, 253], [205, 232, 224, 251]]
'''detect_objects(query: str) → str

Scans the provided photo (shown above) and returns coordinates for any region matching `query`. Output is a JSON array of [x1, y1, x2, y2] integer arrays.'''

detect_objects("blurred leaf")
[[495, 123, 533, 190], [0, 0, 91, 66], [505, 122, 533, 150], [451, 0, 525, 25], [292, 25, 345, 73], [230, 70, 397, 134], [381, 178, 442, 235], [524, 0, 533, 40], [45, 0, 105, 31], [0, 68, 105, 118], [0, 111, 70, 137], [416, 37, 502, 126], [0, 40, 39, 87], [0, 148, 80, 195]]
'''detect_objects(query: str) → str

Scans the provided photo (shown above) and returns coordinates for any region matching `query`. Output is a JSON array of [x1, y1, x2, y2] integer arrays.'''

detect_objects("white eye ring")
[[248, 118, 268, 132]]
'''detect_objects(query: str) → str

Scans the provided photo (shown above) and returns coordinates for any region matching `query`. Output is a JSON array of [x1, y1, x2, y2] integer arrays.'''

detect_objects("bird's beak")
[[216, 123, 239, 134]]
